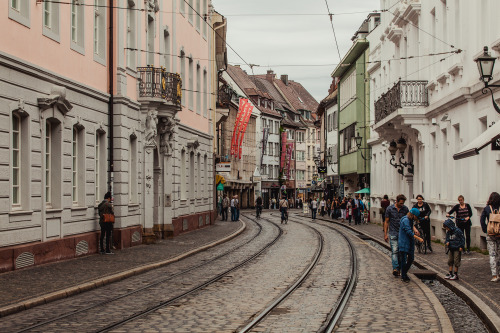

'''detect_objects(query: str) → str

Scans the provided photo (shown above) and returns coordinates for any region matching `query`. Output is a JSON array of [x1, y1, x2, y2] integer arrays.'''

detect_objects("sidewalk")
[[308, 213, 500, 319], [0, 219, 244, 316]]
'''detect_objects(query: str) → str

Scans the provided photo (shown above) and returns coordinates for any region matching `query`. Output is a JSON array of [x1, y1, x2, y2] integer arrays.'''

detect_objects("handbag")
[[103, 213, 115, 223], [487, 206, 500, 237]]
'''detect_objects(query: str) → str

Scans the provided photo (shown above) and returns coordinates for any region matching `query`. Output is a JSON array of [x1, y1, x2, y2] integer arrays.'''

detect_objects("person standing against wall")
[[98, 192, 115, 255]]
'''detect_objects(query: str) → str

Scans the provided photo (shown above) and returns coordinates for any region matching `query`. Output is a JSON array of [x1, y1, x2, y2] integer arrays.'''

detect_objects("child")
[[443, 219, 465, 280]]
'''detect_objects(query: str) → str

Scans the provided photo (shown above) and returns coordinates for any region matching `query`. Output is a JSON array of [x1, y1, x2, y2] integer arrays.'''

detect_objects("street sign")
[[492, 136, 500, 151], [216, 163, 231, 172], [318, 167, 327, 173], [216, 183, 224, 191]]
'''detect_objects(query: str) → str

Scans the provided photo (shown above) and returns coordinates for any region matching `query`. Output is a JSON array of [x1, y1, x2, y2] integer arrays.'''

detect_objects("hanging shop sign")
[[231, 98, 248, 156]]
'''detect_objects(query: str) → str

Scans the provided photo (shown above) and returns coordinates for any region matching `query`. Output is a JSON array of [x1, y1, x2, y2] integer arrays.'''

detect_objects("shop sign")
[[216, 162, 231, 172], [492, 136, 500, 151]]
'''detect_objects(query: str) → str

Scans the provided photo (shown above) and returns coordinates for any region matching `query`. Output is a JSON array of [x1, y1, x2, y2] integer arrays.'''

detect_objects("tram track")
[[7, 217, 282, 333]]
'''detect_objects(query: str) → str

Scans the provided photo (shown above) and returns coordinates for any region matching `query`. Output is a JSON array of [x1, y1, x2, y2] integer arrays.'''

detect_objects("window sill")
[[71, 206, 87, 211], [46, 208, 63, 213], [9, 210, 33, 216]]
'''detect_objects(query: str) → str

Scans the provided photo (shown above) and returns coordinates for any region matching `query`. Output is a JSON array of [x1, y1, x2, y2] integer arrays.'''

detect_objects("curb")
[[0, 220, 246, 318], [301, 213, 500, 333]]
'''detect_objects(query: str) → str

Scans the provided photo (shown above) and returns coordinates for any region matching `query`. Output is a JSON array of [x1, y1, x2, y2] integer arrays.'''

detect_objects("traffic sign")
[[318, 167, 327, 173]]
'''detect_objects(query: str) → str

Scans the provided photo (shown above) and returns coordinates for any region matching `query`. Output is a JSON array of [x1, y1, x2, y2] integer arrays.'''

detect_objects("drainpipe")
[[108, 0, 114, 196]]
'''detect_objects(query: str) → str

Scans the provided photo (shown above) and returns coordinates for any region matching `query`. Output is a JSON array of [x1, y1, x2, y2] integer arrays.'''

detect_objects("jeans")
[[230, 207, 236, 221], [399, 251, 414, 279], [420, 218, 432, 249], [236, 209, 240, 221], [99, 222, 113, 253], [389, 235, 400, 270], [457, 220, 471, 251], [311, 208, 317, 219], [222, 207, 228, 221], [281, 208, 288, 221]]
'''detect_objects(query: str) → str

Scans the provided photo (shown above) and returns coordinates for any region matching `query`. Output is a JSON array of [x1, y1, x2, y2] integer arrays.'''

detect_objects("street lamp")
[[387, 137, 414, 175], [475, 46, 500, 114], [354, 132, 372, 160]]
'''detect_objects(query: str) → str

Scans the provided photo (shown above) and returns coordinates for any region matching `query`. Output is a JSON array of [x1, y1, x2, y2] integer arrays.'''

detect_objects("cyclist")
[[412, 194, 432, 253], [279, 196, 289, 224], [255, 196, 263, 219]]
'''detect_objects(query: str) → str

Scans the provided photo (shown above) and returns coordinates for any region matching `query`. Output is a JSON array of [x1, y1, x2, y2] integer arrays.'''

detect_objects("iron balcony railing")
[[375, 80, 428, 123], [137, 66, 182, 106]]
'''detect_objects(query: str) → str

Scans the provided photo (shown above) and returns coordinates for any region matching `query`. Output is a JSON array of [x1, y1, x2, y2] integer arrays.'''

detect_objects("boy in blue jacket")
[[398, 208, 424, 283], [444, 219, 465, 280]]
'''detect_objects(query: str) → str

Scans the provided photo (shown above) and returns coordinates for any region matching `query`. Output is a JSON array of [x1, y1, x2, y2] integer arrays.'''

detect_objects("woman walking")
[[447, 195, 473, 254], [340, 198, 347, 222], [412, 195, 433, 253], [480, 192, 500, 282]]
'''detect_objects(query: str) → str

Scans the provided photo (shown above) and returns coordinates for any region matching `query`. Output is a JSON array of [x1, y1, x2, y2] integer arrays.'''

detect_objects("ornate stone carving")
[[37, 85, 73, 115], [186, 136, 200, 152], [158, 116, 177, 156], [144, 110, 158, 145]]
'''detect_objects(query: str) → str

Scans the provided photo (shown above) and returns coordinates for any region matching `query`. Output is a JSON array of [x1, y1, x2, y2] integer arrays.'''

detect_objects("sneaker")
[[393, 269, 400, 277], [105, 251, 114, 255], [401, 276, 411, 283], [466, 250, 471, 255], [491, 276, 499, 282], [449, 274, 458, 280], [100, 251, 105, 255], [445, 273, 453, 279]]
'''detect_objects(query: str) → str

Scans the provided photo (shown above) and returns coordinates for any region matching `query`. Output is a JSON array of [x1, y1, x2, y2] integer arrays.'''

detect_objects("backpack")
[[487, 206, 500, 237], [359, 200, 365, 211]]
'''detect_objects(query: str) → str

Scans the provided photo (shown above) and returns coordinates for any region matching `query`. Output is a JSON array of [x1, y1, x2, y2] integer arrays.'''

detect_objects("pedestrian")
[[380, 195, 390, 225], [362, 196, 370, 224], [320, 198, 326, 217], [255, 196, 263, 218], [398, 208, 423, 283], [279, 195, 289, 224], [97, 192, 115, 255], [480, 192, 500, 282], [412, 195, 433, 253], [311, 197, 318, 220], [230, 195, 236, 221], [272, 197, 277, 210], [221, 194, 229, 221], [326, 198, 332, 218], [447, 195, 473, 254], [340, 198, 347, 222], [354, 194, 362, 225], [333, 198, 340, 219], [443, 218, 465, 280], [217, 195, 223, 216], [384, 194, 410, 277], [235, 195, 240, 221], [346, 199, 352, 225]]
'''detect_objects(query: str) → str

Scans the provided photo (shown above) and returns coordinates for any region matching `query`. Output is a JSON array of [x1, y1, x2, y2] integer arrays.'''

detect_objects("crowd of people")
[[215, 190, 500, 284]]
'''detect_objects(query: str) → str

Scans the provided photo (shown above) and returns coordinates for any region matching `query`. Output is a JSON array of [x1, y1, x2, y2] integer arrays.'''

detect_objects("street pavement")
[[308, 212, 500, 320], [0, 219, 243, 315]]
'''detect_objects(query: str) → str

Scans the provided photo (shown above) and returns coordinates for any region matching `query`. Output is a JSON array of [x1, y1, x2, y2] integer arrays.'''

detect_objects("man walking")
[[221, 194, 229, 221], [354, 194, 362, 225], [398, 208, 423, 282], [384, 194, 409, 276], [230, 195, 236, 221]]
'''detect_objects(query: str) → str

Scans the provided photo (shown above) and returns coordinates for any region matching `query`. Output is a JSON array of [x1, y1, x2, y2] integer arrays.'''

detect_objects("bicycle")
[[414, 218, 427, 254]]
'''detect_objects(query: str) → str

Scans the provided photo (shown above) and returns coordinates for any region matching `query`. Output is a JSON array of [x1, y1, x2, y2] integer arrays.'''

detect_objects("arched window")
[[12, 114, 21, 206], [181, 150, 186, 200]]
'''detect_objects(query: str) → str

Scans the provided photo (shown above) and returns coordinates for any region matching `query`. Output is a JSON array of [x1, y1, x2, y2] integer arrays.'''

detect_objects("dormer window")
[[295, 115, 299, 122], [270, 101, 274, 109], [258, 97, 261, 106]]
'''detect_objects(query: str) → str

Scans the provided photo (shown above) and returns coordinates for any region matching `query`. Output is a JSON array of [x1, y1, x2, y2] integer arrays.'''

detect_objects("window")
[[129, 135, 137, 203], [95, 131, 106, 203], [147, 15, 155, 65], [163, 30, 170, 71], [339, 70, 356, 108], [297, 151, 305, 161], [181, 150, 186, 199], [202, 0, 207, 37], [11, 114, 29, 208], [45, 119, 62, 208], [9, 0, 30, 28], [196, 64, 201, 114], [196, 0, 201, 30], [275, 121, 279, 134], [72, 128, 78, 204], [297, 170, 305, 180], [197, 154, 201, 197], [70, 0, 85, 50], [203, 155, 208, 196], [94, 0, 106, 64], [180, 51, 186, 105], [180, 0, 185, 15], [340, 123, 356, 155], [126, 4, 136, 68], [43, 0, 60, 42], [203, 69, 208, 117], [188, 0, 193, 24], [268, 142, 273, 156], [189, 57, 194, 110], [190, 152, 195, 199]]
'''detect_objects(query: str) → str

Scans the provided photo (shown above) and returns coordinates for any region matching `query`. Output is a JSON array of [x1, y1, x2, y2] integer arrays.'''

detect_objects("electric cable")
[[323, 0, 342, 61]]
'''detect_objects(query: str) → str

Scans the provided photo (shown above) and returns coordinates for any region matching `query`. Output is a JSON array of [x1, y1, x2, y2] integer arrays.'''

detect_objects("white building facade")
[[368, 0, 500, 248]]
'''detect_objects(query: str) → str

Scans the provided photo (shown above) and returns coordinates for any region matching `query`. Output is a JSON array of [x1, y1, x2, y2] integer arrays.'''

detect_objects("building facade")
[[1, 0, 218, 272]]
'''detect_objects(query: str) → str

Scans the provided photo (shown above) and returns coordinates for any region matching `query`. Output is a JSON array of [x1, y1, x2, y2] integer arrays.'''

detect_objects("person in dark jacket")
[[447, 195, 473, 254], [480, 192, 500, 282], [98, 192, 114, 255], [413, 194, 433, 253], [444, 219, 465, 280], [398, 208, 423, 283]]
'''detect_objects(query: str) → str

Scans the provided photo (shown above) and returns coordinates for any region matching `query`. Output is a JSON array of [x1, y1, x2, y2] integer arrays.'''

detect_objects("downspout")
[[108, 0, 114, 195]]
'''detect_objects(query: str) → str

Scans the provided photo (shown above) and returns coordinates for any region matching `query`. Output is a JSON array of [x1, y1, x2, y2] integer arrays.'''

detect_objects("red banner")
[[231, 98, 248, 156], [286, 142, 294, 180], [280, 131, 287, 170], [238, 104, 254, 159]]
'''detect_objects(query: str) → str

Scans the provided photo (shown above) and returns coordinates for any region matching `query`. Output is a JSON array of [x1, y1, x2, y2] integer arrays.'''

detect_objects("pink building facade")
[[0, 0, 217, 272]]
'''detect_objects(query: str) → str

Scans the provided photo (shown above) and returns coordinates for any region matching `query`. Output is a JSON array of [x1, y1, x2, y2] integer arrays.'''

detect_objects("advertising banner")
[[238, 103, 254, 159], [260, 128, 269, 167], [285, 143, 294, 180], [231, 98, 248, 156]]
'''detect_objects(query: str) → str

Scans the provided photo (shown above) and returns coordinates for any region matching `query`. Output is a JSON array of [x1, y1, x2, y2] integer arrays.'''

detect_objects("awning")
[[355, 188, 370, 194], [453, 121, 500, 160]]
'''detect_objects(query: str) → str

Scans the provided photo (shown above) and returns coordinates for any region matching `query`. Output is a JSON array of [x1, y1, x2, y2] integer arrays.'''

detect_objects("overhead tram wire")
[[323, 0, 342, 62]]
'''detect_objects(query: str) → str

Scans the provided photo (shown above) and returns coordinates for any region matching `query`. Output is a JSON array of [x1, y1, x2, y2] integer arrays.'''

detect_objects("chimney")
[[280, 75, 289, 86], [266, 70, 274, 83]]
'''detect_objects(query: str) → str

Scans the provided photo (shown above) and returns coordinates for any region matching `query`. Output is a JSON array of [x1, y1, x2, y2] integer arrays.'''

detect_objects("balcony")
[[137, 66, 182, 107], [375, 80, 428, 123]]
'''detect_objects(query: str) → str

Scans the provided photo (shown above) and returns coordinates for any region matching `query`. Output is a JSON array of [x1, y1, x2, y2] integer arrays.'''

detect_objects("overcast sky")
[[212, 0, 379, 102]]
